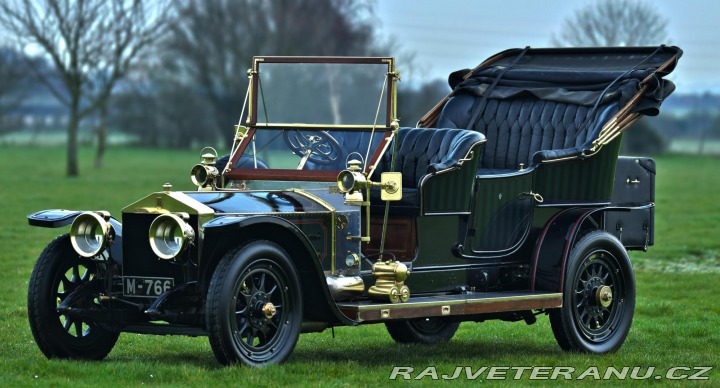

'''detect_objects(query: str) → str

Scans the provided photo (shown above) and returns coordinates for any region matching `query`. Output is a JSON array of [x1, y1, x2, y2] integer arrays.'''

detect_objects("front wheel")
[[28, 235, 119, 360], [549, 231, 635, 353], [386, 317, 460, 344], [206, 241, 303, 366]]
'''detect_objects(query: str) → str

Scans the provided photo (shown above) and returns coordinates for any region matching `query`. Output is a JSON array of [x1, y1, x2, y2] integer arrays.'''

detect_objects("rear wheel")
[[28, 235, 119, 360], [386, 317, 460, 344], [206, 241, 303, 366], [549, 231, 635, 353]]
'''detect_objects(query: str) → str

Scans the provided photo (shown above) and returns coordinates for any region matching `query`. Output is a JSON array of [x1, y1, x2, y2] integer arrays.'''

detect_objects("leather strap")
[[466, 46, 530, 133]]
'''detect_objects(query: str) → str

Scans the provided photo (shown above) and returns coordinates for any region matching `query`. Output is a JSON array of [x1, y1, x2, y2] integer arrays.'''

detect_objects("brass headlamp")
[[148, 213, 195, 260], [70, 211, 112, 258]]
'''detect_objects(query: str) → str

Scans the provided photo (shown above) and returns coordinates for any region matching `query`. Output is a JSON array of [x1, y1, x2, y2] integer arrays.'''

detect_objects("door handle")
[[520, 191, 544, 203]]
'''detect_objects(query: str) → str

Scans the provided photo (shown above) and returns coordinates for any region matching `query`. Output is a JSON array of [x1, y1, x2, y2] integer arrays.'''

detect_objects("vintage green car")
[[26, 46, 681, 366]]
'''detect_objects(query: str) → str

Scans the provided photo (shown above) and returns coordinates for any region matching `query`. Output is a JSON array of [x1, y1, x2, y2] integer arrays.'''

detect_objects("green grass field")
[[0, 147, 718, 385]]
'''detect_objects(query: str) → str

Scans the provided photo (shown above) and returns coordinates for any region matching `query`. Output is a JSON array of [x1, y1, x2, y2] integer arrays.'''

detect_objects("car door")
[[463, 172, 533, 254]]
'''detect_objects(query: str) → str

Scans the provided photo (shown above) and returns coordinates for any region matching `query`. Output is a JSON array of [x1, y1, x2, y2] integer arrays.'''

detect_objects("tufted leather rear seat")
[[437, 94, 620, 174], [371, 127, 485, 215]]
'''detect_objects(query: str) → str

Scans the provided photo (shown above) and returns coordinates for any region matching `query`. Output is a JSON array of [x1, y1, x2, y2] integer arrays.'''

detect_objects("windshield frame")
[[225, 56, 399, 183]]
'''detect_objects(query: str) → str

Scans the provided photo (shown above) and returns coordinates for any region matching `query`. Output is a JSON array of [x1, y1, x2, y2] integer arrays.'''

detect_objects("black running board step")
[[122, 323, 207, 337], [337, 292, 562, 322]]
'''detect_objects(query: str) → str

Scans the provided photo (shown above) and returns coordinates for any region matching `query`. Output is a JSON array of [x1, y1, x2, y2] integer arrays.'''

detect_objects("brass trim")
[[367, 261, 410, 303], [262, 302, 277, 319], [257, 56, 393, 64], [210, 211, 332, 217], [289, 189, 335, 212], [353, 292, 561, 312], [123, 192, 214, 217], [596, 285, 613, 308], [253, 123, 393, 130], [349, 292, 563, 322], [247, 66, 255, 125], [122, 191, 215, 257], [537, 153, 587, 164]]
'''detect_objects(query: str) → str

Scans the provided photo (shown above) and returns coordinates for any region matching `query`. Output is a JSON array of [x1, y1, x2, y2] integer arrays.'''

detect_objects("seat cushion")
[[371, 127, 484, 215], [375, 127, 485, 188], [437, 94, 620, 170]]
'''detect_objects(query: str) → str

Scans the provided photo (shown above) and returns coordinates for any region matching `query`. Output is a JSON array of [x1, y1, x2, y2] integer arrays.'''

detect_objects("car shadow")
[[291, 339, 558, 366], [101, 339, 558, 370]]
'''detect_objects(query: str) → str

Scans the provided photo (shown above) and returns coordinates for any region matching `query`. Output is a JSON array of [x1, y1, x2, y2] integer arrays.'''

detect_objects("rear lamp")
[[70, 211, 112, 258], [148, 213, 195, 260]]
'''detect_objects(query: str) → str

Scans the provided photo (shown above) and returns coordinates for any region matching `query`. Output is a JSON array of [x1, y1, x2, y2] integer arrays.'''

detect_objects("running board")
[[337, 292, 562, 323]]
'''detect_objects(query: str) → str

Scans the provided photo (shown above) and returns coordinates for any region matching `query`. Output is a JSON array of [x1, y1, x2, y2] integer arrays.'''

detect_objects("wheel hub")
[[248, 292, 272, 328], [596, 285, 613, 308], [261, 302, 276, 319]]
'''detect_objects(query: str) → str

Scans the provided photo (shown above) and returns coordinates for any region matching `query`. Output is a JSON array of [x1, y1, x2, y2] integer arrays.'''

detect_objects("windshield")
[[255, 61, 390, 126], [225, 57, 398, 182]]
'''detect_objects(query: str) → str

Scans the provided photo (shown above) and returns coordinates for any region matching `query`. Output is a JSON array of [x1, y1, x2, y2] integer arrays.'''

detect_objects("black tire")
[[549, 231, 635, 353], [206, 241, 303, 366], [28, 234, 119, 360], [386, 317, 460, 344]]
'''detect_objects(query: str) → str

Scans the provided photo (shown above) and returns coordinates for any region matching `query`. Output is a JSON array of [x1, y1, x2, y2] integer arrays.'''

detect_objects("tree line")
[[1, 0, 714, 176], [1, 0, 400, 175]]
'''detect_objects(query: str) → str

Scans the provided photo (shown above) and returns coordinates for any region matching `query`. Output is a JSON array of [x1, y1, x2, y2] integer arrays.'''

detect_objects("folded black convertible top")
[[448, 46, 682, 116]]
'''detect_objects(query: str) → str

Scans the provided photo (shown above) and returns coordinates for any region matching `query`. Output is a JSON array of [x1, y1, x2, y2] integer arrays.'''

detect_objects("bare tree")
[[0, 0, 168, 175], [0, 47, 31, 134], [552, 0, 671, 155], [165, 0, 379, 147], [553, 0, 669, 47]]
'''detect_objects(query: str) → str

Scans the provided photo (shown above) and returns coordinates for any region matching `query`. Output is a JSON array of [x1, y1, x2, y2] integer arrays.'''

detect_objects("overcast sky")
[[375, 0, 716, 94]]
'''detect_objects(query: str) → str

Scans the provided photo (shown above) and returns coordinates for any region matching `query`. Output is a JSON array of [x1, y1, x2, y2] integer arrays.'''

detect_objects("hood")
[[183, 190, 333, 214]]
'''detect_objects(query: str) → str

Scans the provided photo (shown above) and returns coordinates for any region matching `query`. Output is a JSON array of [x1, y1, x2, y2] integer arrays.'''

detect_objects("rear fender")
[[200, 215, 355, 325], [531, 205, 644, 293], [531, 207, 594, 293]]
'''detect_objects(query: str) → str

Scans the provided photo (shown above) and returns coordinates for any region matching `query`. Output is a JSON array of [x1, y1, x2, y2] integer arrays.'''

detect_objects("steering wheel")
[[282, 129, 342, 165]]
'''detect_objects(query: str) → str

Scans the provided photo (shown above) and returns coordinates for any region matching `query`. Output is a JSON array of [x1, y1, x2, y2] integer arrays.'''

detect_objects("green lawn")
[[0, 147, 718, 385]]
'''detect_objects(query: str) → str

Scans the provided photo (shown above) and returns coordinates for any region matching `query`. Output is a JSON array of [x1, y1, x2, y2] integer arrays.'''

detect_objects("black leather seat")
[[437, 94, 620, 174], [371, 127, 485, 215]]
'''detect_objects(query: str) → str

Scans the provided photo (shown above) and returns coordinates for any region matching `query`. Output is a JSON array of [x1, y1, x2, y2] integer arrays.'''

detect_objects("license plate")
[[123, 276, 174, 297]]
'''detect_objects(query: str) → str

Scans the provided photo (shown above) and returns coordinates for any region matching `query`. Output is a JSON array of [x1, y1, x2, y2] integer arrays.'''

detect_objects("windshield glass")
[[240, 128, 385, 171], [225, 58, 396, 182], [255, 62, 389, 125]]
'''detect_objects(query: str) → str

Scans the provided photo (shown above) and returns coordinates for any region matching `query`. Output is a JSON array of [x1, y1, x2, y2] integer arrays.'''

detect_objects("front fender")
[[28, 209, 83, 228], [27, 209, 123, 266], [200, 215, 355, 326]]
